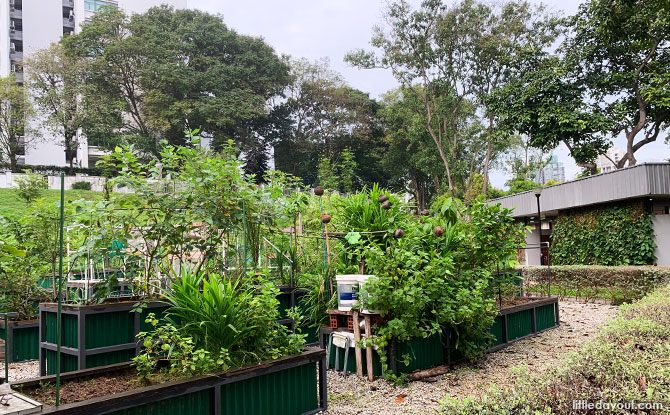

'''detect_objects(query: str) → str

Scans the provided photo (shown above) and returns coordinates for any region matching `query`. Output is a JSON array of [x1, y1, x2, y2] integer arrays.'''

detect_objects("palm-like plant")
[[162, 268, 254, 356]]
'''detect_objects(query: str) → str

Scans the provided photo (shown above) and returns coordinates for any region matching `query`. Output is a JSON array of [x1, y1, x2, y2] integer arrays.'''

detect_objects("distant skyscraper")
[[540, 155, 565, 184], [1, 0, 187, 168], [596, 148, 624, 173]]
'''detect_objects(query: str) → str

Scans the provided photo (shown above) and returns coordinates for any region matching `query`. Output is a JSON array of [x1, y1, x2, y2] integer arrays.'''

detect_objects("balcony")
[[9, 8, 22, 19], [10, 50, 23, 61], [63, 0, 74, 7], [9, 29, 22, 41], [63, 17, 75, 29], [15, 72, 23, 84]]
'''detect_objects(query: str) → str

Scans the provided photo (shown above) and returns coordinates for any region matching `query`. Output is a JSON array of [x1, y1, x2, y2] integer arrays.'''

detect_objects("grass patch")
[[440, 285, 670, 414], [0, 188, 104, 217]]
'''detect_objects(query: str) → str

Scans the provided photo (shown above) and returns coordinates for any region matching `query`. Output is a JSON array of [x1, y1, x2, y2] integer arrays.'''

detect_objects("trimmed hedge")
[[71, 181, 93, 190], [0, 163, 104, 176], [440, 285, 670, 414], [521, 265, 670, 304]]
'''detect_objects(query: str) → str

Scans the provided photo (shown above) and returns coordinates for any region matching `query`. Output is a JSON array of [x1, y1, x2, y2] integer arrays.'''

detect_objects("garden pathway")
[[323, 300, 618, 415]]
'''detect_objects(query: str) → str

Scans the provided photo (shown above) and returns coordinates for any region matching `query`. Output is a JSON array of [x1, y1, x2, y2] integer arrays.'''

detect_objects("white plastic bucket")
[[336, 275, 360, 311], [358, 274, 380, 314]]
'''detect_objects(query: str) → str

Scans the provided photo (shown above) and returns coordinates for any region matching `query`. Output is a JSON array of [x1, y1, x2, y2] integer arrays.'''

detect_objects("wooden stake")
[[364, 315, 374, 381], [352, 310, 364, 378], [324, 222, 334, 295]]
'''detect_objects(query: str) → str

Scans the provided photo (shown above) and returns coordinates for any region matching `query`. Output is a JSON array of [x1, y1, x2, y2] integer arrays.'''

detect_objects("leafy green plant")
[[13, 172, 48, 205], [136, 267, 306, 381], [134, 314, 230, 384], [71, 181, 92, 191], [550, 202, 656, 265], [162, 268, 255, 358], [344, 195, 526, 376]]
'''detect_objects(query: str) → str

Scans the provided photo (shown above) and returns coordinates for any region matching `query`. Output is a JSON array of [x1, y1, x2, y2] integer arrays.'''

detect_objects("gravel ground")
[[6, 360, 39, 383], [323, 300, 618, 415]]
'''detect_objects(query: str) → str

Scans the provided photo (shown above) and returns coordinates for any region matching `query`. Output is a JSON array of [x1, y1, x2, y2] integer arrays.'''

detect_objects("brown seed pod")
[[321, 213, 331, 224], [378, 194, 388, 203], [314, 186, 324, 196], [420, 209, 430, 216], [394, 229, 404, 238], [433, 226, 444, 237], [381, 200, 391, 210]]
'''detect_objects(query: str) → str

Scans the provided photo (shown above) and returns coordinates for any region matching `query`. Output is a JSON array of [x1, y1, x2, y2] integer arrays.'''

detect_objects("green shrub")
[[13, 172, 48, 205], [339, 194, 527, 374], [134, 267, 306, 382], [440, 285, 670, 414], [550, 203, 656, 265], [522, 265, 670, 304], [71, 181, 92, 190]]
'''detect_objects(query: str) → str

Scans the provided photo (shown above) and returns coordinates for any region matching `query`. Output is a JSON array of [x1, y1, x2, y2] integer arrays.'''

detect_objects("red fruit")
[[433, 226, 444, 236]]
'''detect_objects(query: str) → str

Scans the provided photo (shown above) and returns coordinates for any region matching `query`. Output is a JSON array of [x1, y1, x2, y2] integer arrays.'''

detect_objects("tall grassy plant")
[[162, 269, 254, 358]]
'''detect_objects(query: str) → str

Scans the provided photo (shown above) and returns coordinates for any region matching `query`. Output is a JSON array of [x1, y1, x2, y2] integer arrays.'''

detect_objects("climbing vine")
[[550, 203, 656, 265]]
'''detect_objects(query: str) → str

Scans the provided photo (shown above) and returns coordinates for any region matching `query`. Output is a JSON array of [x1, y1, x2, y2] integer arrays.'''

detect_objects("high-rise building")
[[1, 0, 187, 168], [540, 155, 565, 184], [596, 148, 624, 173]]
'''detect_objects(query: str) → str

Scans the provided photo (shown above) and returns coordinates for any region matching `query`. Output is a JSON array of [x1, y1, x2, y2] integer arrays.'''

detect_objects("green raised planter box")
[[16, 347, 327, 415], [0, 319, 39, 363], [39, 301, 170, 376], [487, 296, 559, 352], [276, 286, 308, 319]]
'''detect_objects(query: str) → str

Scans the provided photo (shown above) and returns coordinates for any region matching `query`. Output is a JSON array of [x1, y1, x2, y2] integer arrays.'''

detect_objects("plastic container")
[[336, 275, 360, 311], [358, 275, 380, 314]]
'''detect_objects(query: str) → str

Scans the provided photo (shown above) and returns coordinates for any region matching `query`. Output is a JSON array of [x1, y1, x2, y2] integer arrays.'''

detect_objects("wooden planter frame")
[[0, 318, 39, 363], [15, 347, 327, 415]]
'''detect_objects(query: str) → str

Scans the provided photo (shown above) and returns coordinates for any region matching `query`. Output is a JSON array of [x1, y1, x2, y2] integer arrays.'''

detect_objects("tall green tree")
[[490, 0, 670, 172], [24, 43, 88, 172], [64, 5, 290, 174], [346, 0, 559, 198], [0, 75, 34, 171], [273, 58, 387, 187]]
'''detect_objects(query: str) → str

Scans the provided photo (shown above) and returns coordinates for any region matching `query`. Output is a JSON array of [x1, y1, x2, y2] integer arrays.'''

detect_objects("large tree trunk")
[[482, 114, 494, 199]]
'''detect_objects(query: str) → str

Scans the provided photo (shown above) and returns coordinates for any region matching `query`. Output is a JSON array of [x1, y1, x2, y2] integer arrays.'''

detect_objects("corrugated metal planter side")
[[39, 302, 170, 376], [0, 320, 39, 363], [396, 334, 444, 374], [506, 309, 533, 341], [535, 303, 557, 332], [108, 389, 211, 415], [220, 361, 318, 415], [24, 348, 327, 415]]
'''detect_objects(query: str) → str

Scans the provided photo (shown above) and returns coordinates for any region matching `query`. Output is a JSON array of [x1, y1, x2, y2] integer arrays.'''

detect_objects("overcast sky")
[[190, 0, 670, 189]]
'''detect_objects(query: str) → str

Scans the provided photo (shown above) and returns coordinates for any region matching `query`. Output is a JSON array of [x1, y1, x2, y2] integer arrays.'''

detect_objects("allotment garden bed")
[[38, 301, 170, 376], [0, 318, 39, 363], [14, 347, 327, 415]]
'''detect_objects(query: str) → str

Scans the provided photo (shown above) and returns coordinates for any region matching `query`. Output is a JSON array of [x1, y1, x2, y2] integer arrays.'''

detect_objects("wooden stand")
[[327, 309, 379, 380]]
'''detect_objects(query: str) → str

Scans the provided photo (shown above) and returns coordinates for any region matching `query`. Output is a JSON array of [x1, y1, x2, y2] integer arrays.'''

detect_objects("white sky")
[[189, 0, 670, 189]]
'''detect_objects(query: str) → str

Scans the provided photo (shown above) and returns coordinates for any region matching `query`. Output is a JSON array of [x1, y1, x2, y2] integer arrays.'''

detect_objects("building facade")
[[540, 155, 565, 184], [1, 0, 187, 168], [489, 163, 670, 266], [596, 147, 624, 173]]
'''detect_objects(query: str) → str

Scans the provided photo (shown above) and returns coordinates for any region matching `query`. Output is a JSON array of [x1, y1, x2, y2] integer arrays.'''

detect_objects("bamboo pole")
[[56, 173, 65, 406]]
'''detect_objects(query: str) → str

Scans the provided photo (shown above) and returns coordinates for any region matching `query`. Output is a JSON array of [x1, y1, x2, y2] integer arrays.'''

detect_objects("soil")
[[20, 369, 140, 406], [496, 296, 538, 309]]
